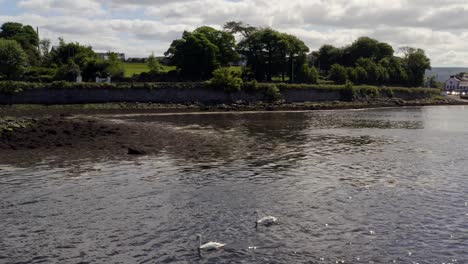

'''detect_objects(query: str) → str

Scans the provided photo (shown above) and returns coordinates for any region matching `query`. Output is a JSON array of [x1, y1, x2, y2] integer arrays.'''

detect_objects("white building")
[[444, 75, 468, 92]]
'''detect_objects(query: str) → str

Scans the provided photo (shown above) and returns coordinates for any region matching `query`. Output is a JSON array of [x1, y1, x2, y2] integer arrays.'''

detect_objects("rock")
[[46, 129, 57, 135], [128, 148, 146, 155]]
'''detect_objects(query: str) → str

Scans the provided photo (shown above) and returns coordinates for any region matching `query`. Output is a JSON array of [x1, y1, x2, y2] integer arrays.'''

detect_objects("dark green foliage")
[[49, 38, 97, 69], [243, 82, 281, 101], [237, 28, 309, 82], [329, 64, 348, 84], [209, 67, 243, 92], [0, 22, 40, 65], [223, 21, 257, 37], [313, 37, 430, 87], [316, 44, 342, 71], [0, 39, 29, 80], [296, 63, 319, 84], [23, 66, 56, 82], [165, 27, 237, 80], [346, 67, 358, 83], [135, 69, 181, 82], [194, 26, 239, 66], [400, 47, 431, 87]]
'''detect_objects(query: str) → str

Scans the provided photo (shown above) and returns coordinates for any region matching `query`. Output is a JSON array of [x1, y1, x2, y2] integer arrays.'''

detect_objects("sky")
[[0, 0, 467, 67]]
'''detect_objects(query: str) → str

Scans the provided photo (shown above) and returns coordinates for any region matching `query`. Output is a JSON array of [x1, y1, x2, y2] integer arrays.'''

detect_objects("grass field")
[[123, 63, 176, 77]]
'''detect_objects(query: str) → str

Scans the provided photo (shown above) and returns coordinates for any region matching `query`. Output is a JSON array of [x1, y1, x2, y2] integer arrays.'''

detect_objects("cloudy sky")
[[1, 0, 467, 66]]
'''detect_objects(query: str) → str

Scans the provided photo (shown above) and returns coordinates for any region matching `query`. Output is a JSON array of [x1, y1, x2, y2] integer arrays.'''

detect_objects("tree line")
[[0, 22, 125, 82], [0, 21, 432, 87], [312, 38, 431, 87]]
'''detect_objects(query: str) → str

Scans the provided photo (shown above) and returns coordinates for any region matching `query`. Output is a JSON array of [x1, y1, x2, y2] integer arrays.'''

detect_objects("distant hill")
[[426, 67, 468, 83]]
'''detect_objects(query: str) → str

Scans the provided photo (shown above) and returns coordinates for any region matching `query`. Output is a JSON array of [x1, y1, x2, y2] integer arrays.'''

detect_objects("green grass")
[[123, 63, 176, 77]]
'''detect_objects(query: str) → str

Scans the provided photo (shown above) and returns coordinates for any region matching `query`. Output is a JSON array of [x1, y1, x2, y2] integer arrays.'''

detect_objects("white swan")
[[255, 210, 278, 227], [196, 234, 225, 254]]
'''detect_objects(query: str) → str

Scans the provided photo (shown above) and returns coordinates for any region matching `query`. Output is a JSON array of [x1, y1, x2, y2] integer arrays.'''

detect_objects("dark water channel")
[[1, 106, 467, 263]]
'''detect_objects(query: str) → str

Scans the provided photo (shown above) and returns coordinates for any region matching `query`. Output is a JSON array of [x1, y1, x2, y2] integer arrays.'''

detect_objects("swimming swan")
[[196, 234, 225, 254], [255, 210, 278, 227]]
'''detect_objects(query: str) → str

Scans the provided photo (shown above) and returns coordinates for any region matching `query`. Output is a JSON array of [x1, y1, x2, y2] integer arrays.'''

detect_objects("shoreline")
[[1, 97, 466, 117], [0, 97, 467, 165]]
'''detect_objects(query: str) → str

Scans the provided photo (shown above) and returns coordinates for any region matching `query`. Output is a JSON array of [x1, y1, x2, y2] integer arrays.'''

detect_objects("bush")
[[23, 67, 56, 82], [134, 69, 181, 82], [243, 82, 281, 101], [209, 67, 243, 92]]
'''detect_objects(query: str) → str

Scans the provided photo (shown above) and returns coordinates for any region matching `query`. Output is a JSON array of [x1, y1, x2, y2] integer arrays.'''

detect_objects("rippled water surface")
[[1, 106, 467, 264]]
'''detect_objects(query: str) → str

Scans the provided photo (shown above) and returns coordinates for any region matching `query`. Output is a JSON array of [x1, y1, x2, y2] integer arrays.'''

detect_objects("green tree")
[[329, 64, 348, 84], [165, 27, 238, 80], [316, 44, 343, 72], [165, 31, 219, 80], [50, 38, 97, 69], [55, 59, 81, 81], [296, 63, 318, 84], [223, 21, 257, 37], [194, 26, 238, 66], [379, 56, 409, 86], [0, 39, 29, 80], [355, 66, 368, 84], [105, 52, 125, 77], [344, 37, 394, 65], [0, 22, 40, 65], [284, 34, 310, 82], [357, 58, 379, 84], [237, 28, 309, 82], [147, 52, 161, 73], [49, 38, 98, 80], [400, 47, 431, 87], [346, 67, 358, 83]]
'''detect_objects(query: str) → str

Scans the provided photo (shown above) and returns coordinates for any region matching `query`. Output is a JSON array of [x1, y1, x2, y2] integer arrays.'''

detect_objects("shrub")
[[243, 81, 281, 101], [209, 67, 243, 92], [262, 84, 281, 101]]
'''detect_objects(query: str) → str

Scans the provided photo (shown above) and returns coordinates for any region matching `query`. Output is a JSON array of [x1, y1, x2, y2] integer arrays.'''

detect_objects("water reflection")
[[1, 106, 467, 263]]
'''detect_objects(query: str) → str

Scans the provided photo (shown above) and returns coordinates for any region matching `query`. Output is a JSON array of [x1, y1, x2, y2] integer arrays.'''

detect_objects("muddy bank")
[[0, 97, 465, 118], [0, 115, 241, 165], [0, 117, 167, 164], [0, 96, 465, 165]]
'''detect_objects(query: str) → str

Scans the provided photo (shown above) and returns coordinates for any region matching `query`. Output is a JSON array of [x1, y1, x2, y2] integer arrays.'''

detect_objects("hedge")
[[0, 81, 210, 94], [0, 81, 440, 101]]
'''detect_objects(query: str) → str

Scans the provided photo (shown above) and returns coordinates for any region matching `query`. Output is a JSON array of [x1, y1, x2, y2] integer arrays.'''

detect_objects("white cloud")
[[0, 0, 466, 66], [18, 0, 106, 15]]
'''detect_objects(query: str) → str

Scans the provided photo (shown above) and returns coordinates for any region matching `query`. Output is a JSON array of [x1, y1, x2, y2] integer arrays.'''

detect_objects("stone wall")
[[0, 86, 432, 105], [0, 88, 343, 104]]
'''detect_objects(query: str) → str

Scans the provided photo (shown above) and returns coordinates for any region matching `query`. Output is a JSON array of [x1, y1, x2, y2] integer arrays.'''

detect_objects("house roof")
[[448, 76, 468, 82]]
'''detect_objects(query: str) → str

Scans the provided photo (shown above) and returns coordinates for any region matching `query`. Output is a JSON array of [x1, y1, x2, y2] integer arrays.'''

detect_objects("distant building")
[[96, 52, 126, 61], [444, 74, 468, 92]]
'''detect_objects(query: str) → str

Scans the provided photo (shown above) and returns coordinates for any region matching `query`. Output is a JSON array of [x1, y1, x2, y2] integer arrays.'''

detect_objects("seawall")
[[0, 85, 437, 105]]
